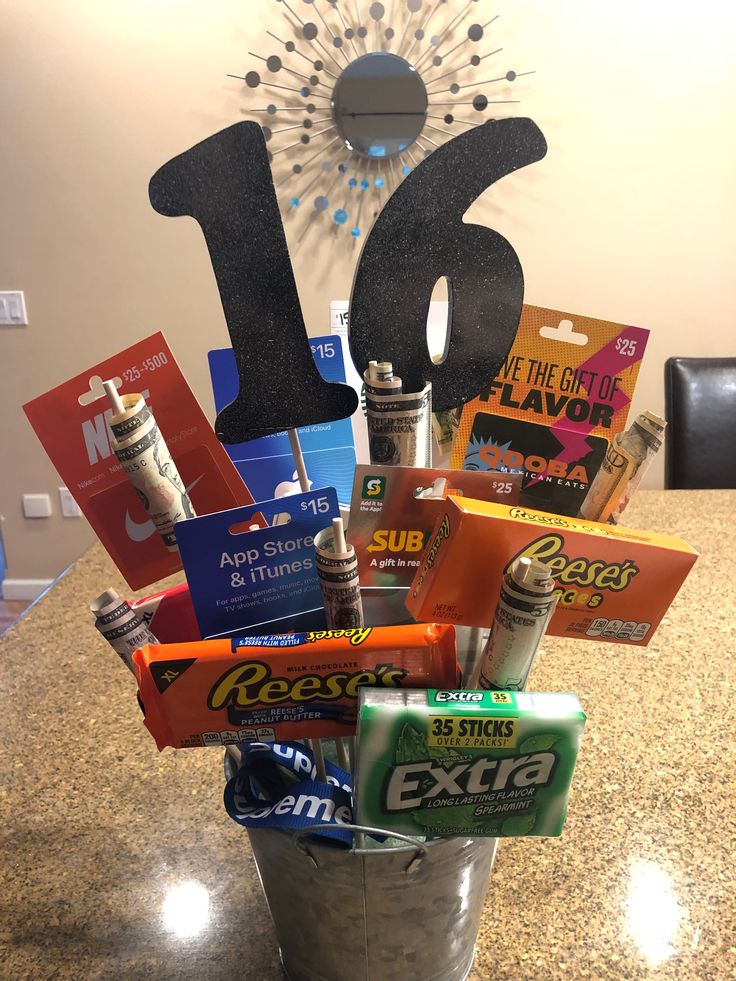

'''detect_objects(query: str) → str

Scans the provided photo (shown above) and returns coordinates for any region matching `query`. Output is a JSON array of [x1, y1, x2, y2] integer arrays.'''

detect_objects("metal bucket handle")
[[293, 823, 428, 873]]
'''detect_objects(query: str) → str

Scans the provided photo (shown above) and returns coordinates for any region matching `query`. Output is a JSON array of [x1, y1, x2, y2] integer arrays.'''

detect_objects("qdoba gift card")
[[23, 332, 253, 590], [453, 304, 650, 471]]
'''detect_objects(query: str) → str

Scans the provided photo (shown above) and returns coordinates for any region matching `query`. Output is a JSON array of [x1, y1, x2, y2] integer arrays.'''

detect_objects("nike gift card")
[[23, 332, 253, 589]]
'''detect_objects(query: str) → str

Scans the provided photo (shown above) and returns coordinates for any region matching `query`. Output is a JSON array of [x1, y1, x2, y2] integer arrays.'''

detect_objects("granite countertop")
[[1, 490, 733, 980]]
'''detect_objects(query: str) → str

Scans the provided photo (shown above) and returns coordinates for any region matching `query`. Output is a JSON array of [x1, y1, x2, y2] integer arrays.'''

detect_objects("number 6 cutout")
[[349, 118, 548, 411]]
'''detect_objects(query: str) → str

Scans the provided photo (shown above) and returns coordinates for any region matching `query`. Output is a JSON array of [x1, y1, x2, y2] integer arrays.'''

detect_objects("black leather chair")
[[664, 357, 736, 488]]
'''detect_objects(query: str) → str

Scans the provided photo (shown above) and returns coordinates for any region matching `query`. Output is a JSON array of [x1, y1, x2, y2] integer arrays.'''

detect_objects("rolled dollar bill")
[[579, 410, 666, 524], [364, 360, 402, 396], [315, 518, 365, 630], [104, 381, 196, 551], [363, 362, 432, 467], [470, 557, 557, 691], [432, 406, 460, 452], [91, 587, 159, 672]]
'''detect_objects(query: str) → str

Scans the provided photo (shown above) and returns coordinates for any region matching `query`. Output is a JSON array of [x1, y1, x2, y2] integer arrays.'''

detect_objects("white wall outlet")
[[0, 291, 28, 326], [59, 486, 82, 518], [22, 493, 52, 518]]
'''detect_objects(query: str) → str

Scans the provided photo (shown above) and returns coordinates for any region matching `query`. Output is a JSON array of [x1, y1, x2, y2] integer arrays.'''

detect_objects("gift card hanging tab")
[[23, 332, 253, 590], [149, 122, 358, 442], [174, 488, 341, 639], [453, 304, 650, 464]]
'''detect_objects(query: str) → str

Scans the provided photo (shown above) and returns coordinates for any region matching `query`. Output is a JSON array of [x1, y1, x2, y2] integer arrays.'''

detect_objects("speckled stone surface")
[[1, 491, 733, 980]]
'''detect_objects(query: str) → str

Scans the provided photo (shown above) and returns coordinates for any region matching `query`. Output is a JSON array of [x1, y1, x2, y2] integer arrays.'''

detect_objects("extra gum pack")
[[133, 624, 458, 749], [406, 498, 698, 645], [356, 688, 586, 838]]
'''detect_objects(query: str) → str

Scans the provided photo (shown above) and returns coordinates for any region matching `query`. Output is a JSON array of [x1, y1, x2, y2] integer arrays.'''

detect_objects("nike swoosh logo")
[[124, 474, 205, 542]]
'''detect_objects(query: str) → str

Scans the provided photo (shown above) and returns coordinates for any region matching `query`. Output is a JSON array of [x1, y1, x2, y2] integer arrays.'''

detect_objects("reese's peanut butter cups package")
[[133, 624, 458, 750]]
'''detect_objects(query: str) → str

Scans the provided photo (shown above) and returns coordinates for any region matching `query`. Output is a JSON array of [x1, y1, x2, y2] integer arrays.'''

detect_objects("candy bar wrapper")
[[23, 332, 253, 590], [406, 497, 698, 645], [130, 583, 201, 644], [133, 624, 458, 750]]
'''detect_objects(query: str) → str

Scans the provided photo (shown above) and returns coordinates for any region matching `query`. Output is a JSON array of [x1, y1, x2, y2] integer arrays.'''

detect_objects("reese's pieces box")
[[406, 499, 698, 645]]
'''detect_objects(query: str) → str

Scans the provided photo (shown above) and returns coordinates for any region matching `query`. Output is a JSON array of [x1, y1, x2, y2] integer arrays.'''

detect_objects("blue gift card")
[[208, 336, 356, 505], [175, 488, 339, 639]]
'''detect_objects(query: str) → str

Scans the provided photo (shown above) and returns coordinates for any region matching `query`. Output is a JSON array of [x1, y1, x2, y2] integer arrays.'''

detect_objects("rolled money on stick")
[[363, 361, 432, 467], [579, 410, 667, 524], [431, 406, 460, 461], [315, 517, 365, 630], [90, 587, 159, 673], [103, 380, 196, 551], [470, 557, 557, 692]]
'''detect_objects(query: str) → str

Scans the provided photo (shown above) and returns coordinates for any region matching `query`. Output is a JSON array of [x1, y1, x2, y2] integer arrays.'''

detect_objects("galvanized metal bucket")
[[246, 822, 497, 981]]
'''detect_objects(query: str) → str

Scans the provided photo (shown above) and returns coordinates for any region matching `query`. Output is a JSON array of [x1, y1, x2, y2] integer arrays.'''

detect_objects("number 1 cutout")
[[149, 122, 358, 442], [348, 118, 548, 411]]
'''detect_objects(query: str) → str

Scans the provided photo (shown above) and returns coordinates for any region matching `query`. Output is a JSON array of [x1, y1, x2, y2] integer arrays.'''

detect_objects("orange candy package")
[[133, 624, 458, 750], [406, 498, 698, 646]]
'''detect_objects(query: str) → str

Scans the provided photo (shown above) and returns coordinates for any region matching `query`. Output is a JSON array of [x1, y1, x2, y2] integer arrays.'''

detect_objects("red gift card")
[[23, 332, 253, 589]]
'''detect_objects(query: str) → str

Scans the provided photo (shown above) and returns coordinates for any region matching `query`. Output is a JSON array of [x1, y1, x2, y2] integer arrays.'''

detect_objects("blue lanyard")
[[224, 741, 354, 845]]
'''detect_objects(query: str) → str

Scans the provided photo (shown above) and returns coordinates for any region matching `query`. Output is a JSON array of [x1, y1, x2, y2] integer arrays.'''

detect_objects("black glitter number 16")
[[149, 118, 546, 438]]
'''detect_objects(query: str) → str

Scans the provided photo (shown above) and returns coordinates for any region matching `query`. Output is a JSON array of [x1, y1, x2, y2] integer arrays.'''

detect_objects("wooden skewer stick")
[[103, 379, 125, 416], [287, 427, 329, 782], [335, 738, 349, 771], [288, 428, 310, 494], [332, 516, 348, 555]]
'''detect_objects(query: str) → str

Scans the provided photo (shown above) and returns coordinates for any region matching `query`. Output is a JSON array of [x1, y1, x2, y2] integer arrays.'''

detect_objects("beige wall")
[[2, 0, 735, 585]]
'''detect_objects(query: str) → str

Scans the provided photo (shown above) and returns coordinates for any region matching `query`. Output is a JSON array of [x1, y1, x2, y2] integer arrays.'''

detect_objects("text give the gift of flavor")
[[478, 356, 624, 428]]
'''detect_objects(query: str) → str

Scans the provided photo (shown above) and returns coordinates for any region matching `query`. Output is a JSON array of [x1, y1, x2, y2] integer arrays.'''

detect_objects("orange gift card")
[[452, 304, 650, 471], [23, 332, 253, 589], [406, 498, 697, 646]]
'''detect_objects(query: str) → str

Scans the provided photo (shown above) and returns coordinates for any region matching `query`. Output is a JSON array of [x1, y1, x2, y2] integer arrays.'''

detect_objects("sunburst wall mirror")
[[230, 0, 534, 246]]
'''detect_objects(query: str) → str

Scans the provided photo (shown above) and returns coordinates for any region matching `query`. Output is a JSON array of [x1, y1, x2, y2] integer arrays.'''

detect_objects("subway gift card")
[[348, 464, 521, 624]]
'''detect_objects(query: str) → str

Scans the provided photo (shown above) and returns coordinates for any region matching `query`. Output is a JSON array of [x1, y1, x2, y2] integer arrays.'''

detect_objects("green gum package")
[[356, 689, 586, 838]]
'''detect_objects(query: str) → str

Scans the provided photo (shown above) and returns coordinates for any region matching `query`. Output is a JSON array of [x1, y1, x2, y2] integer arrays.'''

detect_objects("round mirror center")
[[332, 53, 428, 159]]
